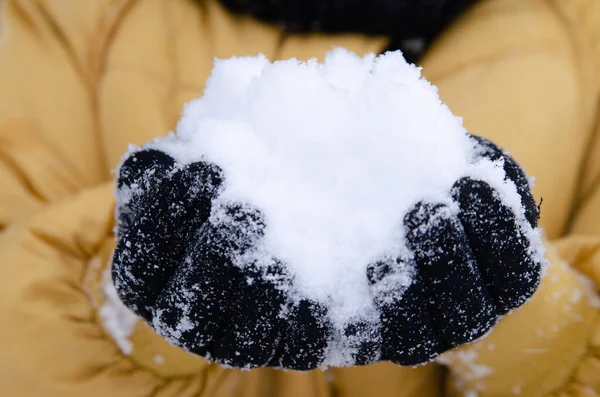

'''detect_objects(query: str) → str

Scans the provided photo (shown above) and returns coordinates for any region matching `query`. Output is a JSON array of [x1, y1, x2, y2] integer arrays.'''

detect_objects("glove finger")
[[112, 161, 223, 320], [116, 149, 175, 236], [367, 258, 446, 366], [152, 203, 268, 359], [210, 260, 289, 368], [452, 178, 542, 314], [150, 224, 236, 356], [405, 202, 498, 348], [273, 299, 331, 370], [342, 318, 381, 366], [470, 135, 539, 227]]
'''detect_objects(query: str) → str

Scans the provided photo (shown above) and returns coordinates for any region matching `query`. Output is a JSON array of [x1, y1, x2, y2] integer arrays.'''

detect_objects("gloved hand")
[[364, 135, 542, 366], [111, 134, 542, 370], [112, 149, 329, 370]]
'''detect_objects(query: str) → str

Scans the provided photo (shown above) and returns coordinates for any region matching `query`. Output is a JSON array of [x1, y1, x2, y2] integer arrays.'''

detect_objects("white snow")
[[512, 384, 522, 395], [571, 289, 582, 304], [100, 269, 138, 355], [523, 348, 547, 354], [130, 48, 544, 365], [453, 350, 494, 381], [574, 270, 600, 309]]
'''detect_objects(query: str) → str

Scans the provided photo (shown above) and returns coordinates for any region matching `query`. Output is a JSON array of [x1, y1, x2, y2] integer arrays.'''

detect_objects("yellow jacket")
[[1, 0, 600, 396]]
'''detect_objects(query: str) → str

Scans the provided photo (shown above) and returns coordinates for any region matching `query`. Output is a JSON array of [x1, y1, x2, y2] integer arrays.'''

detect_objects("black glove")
[[112, 135, 542, 370], [112, 149, 330, 370], [361, 135, 542, 366]]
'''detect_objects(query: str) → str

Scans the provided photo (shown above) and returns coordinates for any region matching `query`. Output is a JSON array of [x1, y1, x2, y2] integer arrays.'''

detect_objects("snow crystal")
[[571, 289, 582, 304], [133, 48, 544, 365], [441, 350, 493, 382], [100, 269, 138, 355], [512, 384, 522, 395], [523, 348, 547, 354], [574, 270, 600, 309], [153, 354, 165, 365]]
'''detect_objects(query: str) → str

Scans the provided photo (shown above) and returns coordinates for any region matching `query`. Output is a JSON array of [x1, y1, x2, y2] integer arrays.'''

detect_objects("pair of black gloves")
[[112, 135, 542, 370]]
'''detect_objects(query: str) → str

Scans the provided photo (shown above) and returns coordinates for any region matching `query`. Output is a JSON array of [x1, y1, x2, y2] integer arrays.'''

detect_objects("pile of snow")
[[100, 269, 138, 355], [140, 48, 541, 365]]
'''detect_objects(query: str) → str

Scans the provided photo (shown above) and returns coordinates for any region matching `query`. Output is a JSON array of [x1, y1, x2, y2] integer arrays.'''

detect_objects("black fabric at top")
[[217, 0, 478, 63]]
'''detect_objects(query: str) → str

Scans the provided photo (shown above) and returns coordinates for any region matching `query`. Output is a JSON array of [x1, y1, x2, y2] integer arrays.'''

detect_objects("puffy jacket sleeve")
[[0, 0, 134, 227], [0, 1, 216, 395], [419, 0, 600, 396], [0, 182, 273, 397]]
